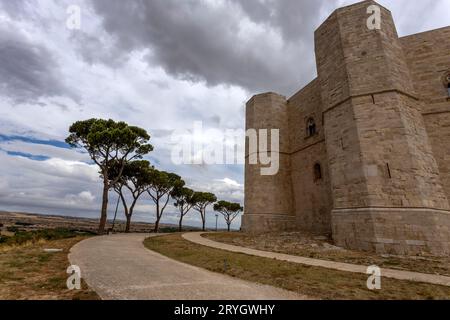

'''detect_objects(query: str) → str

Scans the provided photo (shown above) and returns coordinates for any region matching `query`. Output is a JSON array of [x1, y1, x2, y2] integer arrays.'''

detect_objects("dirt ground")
[[204, 232, 450, 276]]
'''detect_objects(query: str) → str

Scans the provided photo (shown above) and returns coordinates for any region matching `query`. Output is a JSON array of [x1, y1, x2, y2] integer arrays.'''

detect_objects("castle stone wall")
[[242, 0, 450, 255], [400, 27, 450, 205], [400, 27, 450, 114], [423, 113, 450, 207], [242, 93, 296, 232], [288, 79, 333, 235]]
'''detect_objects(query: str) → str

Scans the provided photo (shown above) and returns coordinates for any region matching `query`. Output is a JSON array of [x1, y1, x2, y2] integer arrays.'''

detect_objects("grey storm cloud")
[[0, 24, 67, 104], [70, 31, 126, 67], [0, 0, 28, 18], [88, 0, 336, 96], [230, 0, 323, 43]]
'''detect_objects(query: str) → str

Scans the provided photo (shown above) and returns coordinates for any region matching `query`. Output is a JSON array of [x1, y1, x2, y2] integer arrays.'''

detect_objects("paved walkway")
[[183, 232, 450, 287], [69, 234, 308, 300]]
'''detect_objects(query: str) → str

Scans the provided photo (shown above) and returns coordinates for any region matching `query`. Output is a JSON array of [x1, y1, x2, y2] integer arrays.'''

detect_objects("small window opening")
[[445, 74, 450, 97], [307, 118, 317, 137], [314, 163, 322, 181], [386, 163, 392, 179]]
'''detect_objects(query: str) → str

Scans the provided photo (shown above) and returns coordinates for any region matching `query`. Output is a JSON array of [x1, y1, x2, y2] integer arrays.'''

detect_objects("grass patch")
[[0, 231, 99, 300], [204, 232, 450, 277], [144, 233, 450, 300]]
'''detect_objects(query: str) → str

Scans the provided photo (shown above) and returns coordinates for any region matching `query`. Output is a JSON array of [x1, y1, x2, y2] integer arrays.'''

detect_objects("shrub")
[[38, 228, 78, 240], [158, 226, 180, 233], [6, 226, 19, 233], [1, 228, 84, 246], [0, 235, 8, 244]]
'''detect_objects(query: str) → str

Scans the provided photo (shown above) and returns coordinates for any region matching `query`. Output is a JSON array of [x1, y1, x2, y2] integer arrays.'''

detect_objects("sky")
[[0, 0, 449, 229]]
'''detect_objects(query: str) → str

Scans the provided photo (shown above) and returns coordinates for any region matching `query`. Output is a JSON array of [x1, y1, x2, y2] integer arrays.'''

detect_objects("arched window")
[[306, 118, 317, 137], [314, 163, 322, 181]]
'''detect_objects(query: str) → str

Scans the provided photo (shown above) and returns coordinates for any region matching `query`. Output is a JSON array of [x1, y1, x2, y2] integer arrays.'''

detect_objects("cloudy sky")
[[0, 0, 449, 229]]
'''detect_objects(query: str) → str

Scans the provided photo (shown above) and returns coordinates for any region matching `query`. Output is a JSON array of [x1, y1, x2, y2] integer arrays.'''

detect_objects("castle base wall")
[[241, 214, 297, 233], [332, 208, 450, 256]]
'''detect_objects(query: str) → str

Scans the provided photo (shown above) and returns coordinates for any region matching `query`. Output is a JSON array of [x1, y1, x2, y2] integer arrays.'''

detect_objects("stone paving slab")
[[183, 232, 450, 287], [69, 233, 308, 300]]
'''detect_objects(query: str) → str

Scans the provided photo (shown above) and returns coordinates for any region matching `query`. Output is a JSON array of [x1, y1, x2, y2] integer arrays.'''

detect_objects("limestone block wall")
[[339, 2, 415, 96], [242, 93, 295, 232], [242, 0, 450, 255], [316, 0, 450, 255], [314, 7, 349, 112], [323, 99, 369, 209], [400, 27, 450, 113], [290, 144, 332, 235], [423, 114, 450, 206], [320, 2, 417, 208], [288, 79, 333, 235], [288, 80, 324, 151], [350, 92, 449, 209], [400, 27, 450, 205], [332, 208, 450, 256]]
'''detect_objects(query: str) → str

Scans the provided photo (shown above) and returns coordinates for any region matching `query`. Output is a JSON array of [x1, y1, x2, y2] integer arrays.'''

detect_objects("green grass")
[[144, 233, 450, 300]]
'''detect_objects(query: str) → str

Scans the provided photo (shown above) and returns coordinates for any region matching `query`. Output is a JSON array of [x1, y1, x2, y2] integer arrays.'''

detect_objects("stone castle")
[[242, 0, 450, 256]]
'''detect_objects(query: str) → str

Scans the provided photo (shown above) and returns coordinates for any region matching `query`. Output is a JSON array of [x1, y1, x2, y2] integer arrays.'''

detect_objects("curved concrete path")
[[183, 232, 450, 287], [69, 234, 308, 300]]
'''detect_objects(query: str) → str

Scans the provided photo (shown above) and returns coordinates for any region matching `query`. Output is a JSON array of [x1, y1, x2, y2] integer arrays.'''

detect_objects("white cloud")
[[217, 178, 242, 188], [65, 191, 95, 205]]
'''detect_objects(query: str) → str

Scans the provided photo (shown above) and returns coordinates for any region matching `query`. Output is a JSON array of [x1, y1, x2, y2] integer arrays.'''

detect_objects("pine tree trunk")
[[98, 179, 109, 234], [154, 219, 160, 233], [179, 215, 183, 232], [154, 200, 160, 233], [202, 210, 206, 231], [125, 215, 132, 233]]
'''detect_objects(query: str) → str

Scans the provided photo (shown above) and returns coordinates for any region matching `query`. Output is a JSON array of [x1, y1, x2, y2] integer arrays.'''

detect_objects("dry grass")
[[0, 236, 99, 300], [144, 233, 450, 300], [204, 232, 450, 276]]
